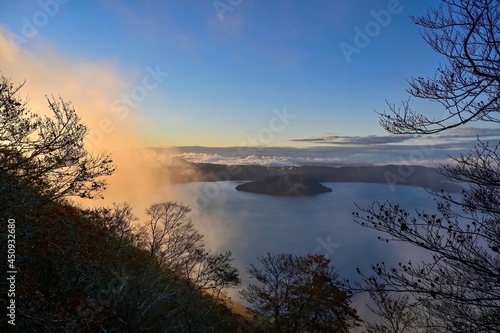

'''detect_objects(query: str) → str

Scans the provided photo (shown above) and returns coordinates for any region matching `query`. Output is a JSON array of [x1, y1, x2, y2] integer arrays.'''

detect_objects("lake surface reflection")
[[165, 181, 439, 284]]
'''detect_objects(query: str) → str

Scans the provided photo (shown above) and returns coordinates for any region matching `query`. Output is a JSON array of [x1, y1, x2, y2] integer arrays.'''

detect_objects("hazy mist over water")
[[163, 181, 440, 298]]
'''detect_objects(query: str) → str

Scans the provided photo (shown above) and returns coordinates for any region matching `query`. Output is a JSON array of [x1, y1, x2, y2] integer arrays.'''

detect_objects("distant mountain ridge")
[[161, 158, 462, 192]]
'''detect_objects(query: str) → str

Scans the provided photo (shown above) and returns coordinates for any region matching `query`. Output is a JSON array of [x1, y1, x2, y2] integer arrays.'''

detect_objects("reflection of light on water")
[[164, 181, 437, 278], [162, 181, 441, 314]]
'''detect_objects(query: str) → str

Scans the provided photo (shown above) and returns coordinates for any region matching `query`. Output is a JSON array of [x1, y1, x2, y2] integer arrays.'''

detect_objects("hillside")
[[0, 171, 247, 332]]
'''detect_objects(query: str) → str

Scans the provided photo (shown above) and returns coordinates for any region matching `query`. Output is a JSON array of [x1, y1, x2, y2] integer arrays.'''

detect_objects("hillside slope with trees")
[[0, 76, 245, 332]]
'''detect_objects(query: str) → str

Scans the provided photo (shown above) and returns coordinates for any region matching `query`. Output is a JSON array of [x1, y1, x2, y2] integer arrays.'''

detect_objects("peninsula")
[[235, 174, 332, 196]]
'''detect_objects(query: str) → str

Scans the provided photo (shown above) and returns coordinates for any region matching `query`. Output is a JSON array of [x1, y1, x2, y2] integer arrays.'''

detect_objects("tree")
[[0, 188, 242, 331], [351, 1, 500, 331], [139, 201, 240, 292], [0, 74, 115, 203], [353, 141, 500, 331], [84, 202, 139, 248], [364, 282, 420, 333], [378, 0, 500, 134], [138, 201, 241, 330], [241, 253, 361, 333], [140, 202, 202, 268], [0, 75, 116, 330]]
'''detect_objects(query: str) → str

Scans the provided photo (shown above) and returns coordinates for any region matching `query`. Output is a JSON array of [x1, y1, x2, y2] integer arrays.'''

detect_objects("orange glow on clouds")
[[0, 26, 180, 213]]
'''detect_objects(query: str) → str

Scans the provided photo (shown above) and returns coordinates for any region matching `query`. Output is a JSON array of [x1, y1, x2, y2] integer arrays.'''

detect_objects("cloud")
[[173, 152, 299, 167], [437, 127, 500, 140], [292, 127, 500, 146], [0, 24, 245, 258], [0, 25, 179, 218], [291, 134, 418, 145], [156, 144, 444, 167]]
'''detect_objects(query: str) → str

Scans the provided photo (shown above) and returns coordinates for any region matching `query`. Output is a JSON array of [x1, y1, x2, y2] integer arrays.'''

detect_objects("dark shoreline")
[[162, 158, 462, 193]]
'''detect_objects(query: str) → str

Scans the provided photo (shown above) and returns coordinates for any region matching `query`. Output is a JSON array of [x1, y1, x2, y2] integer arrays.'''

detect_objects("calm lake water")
[[164, 181, 439, 285]]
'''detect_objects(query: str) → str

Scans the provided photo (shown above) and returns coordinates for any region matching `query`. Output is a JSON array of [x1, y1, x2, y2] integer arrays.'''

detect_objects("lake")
[[164, 181, 439, 286]]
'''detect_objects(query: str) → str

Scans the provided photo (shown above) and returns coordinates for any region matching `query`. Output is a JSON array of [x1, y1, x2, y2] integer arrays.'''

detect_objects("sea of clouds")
[[153, 127, 500, 167]]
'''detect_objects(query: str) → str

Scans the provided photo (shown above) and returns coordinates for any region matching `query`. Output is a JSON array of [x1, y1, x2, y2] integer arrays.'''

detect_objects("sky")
[[3, 1, 498, 317], [1, 0, 499, 165]]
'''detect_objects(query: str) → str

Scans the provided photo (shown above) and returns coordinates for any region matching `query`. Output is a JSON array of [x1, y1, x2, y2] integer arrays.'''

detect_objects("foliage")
[[352, 1, 500, 332], [378, 0, 500, 134], [363, 282, 420, 333], [137, 201, 242, 330], [353, 140, 500, 331], [242, 253, 361, 333], [0, 175, 247, 331], [0, 76, 247, 332], [0, 75, 114, 202]]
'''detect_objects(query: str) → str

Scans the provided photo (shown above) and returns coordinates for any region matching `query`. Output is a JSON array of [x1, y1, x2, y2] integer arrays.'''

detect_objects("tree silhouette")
[[351, 1, 500, 332], [378, 0, 500, 134], [364, 281, 420, 333], [242, 253, 361, 332], [138, 201, 241, 330], [0, 74, 115, 203]]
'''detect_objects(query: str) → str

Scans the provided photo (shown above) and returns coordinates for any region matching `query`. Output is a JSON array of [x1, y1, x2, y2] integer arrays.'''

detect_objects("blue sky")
[[0, 0, 465, 148], [4, 0, 498, 163]]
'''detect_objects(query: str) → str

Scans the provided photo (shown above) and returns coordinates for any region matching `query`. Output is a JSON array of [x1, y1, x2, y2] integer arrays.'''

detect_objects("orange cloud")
[[0, 25, 178, 216]]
